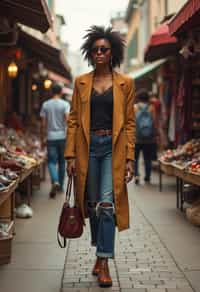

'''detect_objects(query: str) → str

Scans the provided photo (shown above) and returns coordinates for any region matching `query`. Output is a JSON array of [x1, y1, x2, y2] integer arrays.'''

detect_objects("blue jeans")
[[135, 143, 153, 181], [47, 139, 66, 189], [86, 133, 115, 258]]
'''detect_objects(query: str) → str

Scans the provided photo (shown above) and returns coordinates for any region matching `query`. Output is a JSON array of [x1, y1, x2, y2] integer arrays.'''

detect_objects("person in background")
[[149, 92, 161, 161], [65, 26, 135, 288], [40, 83, 70, 198], [134, 89, 156, 184]]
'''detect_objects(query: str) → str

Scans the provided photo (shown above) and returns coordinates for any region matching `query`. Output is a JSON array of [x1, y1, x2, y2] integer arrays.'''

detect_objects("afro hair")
[[81, 25, 125, 68]]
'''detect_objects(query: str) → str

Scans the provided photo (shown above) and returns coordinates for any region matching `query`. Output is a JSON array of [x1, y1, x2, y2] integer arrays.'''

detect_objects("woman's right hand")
[[67, 159, 76, 177]]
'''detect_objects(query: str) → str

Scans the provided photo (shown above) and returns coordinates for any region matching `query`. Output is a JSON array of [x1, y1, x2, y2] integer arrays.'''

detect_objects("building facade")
[[125, 0, 188, 72]]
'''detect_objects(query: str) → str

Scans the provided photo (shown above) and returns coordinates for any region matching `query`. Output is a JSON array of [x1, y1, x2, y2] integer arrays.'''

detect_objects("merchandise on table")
[[0, 222, 10, 238], [0, 124, 46, 193], [160, 139, 200, 171], [186, 160, 200, 175]]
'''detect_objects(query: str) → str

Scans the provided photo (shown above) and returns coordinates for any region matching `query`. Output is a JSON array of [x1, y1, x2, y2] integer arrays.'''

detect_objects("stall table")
[[159, 160, 200, 211], [159, 159, 175, 192], [175, 168, 200, 211], [19, 165, 36, 205], [0, 180, 18, 264]]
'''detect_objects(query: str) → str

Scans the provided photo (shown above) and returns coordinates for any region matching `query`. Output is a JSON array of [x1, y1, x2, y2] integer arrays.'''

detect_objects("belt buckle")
[[105, 130, 109, 135], [93, 129, 111, 135]]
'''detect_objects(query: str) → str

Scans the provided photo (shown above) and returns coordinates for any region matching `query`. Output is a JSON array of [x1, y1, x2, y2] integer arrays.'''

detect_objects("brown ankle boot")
[[98, 258, 112, 287], [92, 257, 101, 276]]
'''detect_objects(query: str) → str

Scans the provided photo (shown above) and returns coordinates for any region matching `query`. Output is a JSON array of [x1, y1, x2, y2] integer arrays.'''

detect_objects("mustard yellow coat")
[[64, 70, 136, 231]]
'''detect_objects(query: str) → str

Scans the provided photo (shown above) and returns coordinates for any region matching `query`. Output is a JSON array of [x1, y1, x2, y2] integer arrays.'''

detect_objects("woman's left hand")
[[125, 160, 134, 183]]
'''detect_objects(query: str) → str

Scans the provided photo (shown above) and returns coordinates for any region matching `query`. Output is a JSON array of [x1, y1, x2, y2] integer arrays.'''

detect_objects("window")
[[127, 30, 138, 65]]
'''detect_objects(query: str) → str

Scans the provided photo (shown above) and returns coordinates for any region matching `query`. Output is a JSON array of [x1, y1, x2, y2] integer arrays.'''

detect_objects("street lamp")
[[8, 61, 18, 78]]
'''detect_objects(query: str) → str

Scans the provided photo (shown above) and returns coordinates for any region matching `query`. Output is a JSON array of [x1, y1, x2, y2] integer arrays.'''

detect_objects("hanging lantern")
[[44, 79, 52, 89], [8, 62, 18, 78], [32, 84, 37, 91]]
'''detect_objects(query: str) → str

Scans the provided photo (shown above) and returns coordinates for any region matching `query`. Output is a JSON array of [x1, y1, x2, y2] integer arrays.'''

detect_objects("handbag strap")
[[57, 230, 66, 248], [65, 175, 72, 203], [65, 175, 77, 206]]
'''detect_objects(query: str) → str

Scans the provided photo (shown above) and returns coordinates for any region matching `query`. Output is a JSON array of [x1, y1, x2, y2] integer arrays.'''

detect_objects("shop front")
[[0, 2, 72, 265], [157, 0, 200, 218]]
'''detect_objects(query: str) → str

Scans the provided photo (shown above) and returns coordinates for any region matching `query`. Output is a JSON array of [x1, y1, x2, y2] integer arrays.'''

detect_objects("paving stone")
[[62, 289, 89, 292], [88, 288, 120, 292], [166, 288, 194, 292], [61, 203, 192, 292], [121, 289, 146, 292], [148, 289, 167, 292]]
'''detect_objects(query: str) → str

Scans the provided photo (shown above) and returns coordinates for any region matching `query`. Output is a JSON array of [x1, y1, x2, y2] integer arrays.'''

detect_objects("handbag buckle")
[[69, 215, 76, 224]]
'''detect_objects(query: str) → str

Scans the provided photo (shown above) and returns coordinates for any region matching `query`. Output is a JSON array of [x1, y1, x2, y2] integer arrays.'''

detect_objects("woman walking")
[[65, 26, 136, 287]]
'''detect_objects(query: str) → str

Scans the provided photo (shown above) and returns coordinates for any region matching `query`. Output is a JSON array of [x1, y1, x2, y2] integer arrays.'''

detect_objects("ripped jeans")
[[86, 133, 115, 258]]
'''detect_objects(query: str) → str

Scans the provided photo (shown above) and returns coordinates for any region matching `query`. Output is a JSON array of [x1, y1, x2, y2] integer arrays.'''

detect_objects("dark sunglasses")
[[91, 46, 111, 54]]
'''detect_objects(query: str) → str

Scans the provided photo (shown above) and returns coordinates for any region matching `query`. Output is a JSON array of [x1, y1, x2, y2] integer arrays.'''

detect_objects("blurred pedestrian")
[[134, 89, 156, 184], [65, 26, 136, 287], [40, 83, 70, 198], [149, 92, 161, 161]]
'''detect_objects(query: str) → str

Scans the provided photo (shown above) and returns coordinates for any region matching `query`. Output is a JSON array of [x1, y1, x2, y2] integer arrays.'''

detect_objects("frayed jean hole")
[[96, 201, 115, 217]]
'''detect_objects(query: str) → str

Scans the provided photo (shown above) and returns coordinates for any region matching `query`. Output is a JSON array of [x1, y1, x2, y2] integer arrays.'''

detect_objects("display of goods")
[[160, 139, 200, 167], [0, 125, 46, 169], [0, 222, 10, 237], [187, 160, 200, 175]]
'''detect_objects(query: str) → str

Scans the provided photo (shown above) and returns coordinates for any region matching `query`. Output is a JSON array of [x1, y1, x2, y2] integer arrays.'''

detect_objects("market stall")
[[143, 16, 181, 150], [159, 139, 200, 210], [140, 0, 200, 219], [0, 0, 61, 266], [0, 179, 18, 264], [0, 124, 46, 264]]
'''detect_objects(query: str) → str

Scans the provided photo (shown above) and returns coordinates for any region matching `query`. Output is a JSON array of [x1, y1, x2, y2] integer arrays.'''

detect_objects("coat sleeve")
[[64, 78, 79, 159], [125, 78, 136, 161]]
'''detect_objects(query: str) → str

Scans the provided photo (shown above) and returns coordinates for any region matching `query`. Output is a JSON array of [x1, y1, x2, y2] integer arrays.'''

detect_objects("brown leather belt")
[[91, 129, 112, 136]]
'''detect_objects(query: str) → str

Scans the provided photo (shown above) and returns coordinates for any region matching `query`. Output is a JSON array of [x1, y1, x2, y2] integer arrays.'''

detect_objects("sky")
[[56, 0, 129, 51]]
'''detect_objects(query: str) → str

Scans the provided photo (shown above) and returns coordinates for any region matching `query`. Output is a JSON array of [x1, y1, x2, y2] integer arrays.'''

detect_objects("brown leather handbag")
[[57, 175, 83, 248]]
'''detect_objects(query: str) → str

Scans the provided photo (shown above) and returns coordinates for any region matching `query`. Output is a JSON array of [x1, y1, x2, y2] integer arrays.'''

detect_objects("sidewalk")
[[0, 178, 66, 292], [62, 172, 200, 292], [0, 171, 200, 292]]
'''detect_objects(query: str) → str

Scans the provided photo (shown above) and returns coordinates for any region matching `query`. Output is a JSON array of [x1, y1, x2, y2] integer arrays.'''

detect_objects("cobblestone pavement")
[[61, 198, 194, 292]]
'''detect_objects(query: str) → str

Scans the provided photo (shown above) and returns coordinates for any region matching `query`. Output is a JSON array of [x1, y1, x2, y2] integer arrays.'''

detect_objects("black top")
[[90, 87, 113, 131]]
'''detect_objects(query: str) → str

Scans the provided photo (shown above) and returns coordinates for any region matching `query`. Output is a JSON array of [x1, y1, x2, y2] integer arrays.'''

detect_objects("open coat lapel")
[[78, 70, 126, 147], [112, 71, 125, 145], [79, 71, 94, 146]]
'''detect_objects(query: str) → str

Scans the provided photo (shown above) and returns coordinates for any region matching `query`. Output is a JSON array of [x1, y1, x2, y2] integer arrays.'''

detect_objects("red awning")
[[0, 0, 52, 33], [145, 22, 179, 62], [169, 0, 200, 36]]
